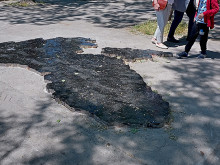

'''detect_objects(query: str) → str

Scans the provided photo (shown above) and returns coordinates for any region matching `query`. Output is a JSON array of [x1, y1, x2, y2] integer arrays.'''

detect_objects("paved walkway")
[[0, 1, 220, 164]]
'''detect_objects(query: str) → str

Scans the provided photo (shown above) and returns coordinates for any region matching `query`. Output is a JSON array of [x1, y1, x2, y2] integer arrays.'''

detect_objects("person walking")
[[167, 0, 197, 43], [151, 0, 174, 49], [178, 0, 219, 59]]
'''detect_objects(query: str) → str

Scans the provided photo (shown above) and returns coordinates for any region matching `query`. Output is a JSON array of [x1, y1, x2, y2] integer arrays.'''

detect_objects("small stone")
[[200, 151, 205, 156], [106, 143, 110, 147]]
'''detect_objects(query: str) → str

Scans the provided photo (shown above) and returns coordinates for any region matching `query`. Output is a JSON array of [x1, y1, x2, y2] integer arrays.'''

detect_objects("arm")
[[153, 0, 160, 11], [202, 0, 219, 17]]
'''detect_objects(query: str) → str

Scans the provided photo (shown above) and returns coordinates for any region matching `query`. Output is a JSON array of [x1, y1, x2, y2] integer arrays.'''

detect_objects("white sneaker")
[[151, 38, 157, 44], [156, 43, 168, 49]]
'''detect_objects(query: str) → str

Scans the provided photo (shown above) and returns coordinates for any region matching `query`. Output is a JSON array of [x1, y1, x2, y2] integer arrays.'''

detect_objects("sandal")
[[156, 43, 168, 49], [151, 38, 157, 44]]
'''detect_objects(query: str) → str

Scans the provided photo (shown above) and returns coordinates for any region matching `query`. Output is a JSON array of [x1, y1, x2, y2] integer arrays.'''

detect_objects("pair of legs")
[[178, 22, 209, 58], [185, 22, 209, 54], [152, 4, 172, 48], [168, 0, 196, 40]]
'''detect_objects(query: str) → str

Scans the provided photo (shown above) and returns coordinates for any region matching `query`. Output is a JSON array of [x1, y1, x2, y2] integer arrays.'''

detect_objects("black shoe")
[[197, 52, 207, 59], [177, 52, 188, 59], [197, 54, 207, 59], [167, 37, 179, 43]]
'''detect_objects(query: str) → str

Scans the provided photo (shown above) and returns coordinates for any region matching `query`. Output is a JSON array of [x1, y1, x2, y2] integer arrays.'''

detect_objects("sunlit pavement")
[[0, 1, 220, 164]]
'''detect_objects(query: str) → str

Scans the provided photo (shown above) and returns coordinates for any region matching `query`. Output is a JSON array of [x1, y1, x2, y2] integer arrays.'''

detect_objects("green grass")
[[132, 20, 188, 37], [9, 1, 30, 7], [130, 128, 139, 134], [8, 0, 44, 7]]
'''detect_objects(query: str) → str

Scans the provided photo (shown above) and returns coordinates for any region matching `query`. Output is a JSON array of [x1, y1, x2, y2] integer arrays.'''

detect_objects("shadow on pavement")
[[0, 93, 164, 165], [0, 0, 155, 28], [154, 59, 220, 164], [1, 52, 220, 165], [0, 1, 220, 164], [129, 57, 220, 164], [187, 50, 220, 59]]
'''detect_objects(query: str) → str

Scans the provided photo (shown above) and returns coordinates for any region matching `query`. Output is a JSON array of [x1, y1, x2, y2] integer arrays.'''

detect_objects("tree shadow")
[[150, 58, 220, 164], [1, 55, 220, 164], [186, 50, 220, 59], [0, 85, 155, 164], [127, 56, 220, 164], [0, 0, 155, 28]]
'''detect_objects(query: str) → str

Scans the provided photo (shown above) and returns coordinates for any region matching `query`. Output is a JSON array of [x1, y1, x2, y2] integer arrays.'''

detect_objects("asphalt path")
[[0, 1, 220, 164]]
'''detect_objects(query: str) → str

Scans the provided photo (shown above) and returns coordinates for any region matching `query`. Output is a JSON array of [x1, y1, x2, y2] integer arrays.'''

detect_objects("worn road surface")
[[0, 0, 220, 164]]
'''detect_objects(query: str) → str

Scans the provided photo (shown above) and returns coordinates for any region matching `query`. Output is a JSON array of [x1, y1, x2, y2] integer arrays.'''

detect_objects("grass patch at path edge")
[[131, 20, 188, 37]]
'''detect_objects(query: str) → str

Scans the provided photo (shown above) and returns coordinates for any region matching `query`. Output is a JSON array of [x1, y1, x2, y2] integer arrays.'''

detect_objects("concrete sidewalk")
[[0, 0, 220, 164]]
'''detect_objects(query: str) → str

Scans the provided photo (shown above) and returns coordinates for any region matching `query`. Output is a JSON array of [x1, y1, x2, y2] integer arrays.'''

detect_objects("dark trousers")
[[185, 23, 209, 53], [168, 0, 196, 39]]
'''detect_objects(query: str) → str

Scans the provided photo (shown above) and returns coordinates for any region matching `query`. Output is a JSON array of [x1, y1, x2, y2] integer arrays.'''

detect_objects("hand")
[[198, 13, 204, 19], [154, 3, 160, 11]]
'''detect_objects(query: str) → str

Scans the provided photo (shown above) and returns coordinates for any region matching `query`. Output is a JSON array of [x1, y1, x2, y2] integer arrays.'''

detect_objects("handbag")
[[152, 0, 168, 10]]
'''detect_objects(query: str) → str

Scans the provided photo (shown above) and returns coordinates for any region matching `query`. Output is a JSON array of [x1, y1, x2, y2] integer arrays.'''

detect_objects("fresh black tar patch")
[[0, 37, 170, 128]]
